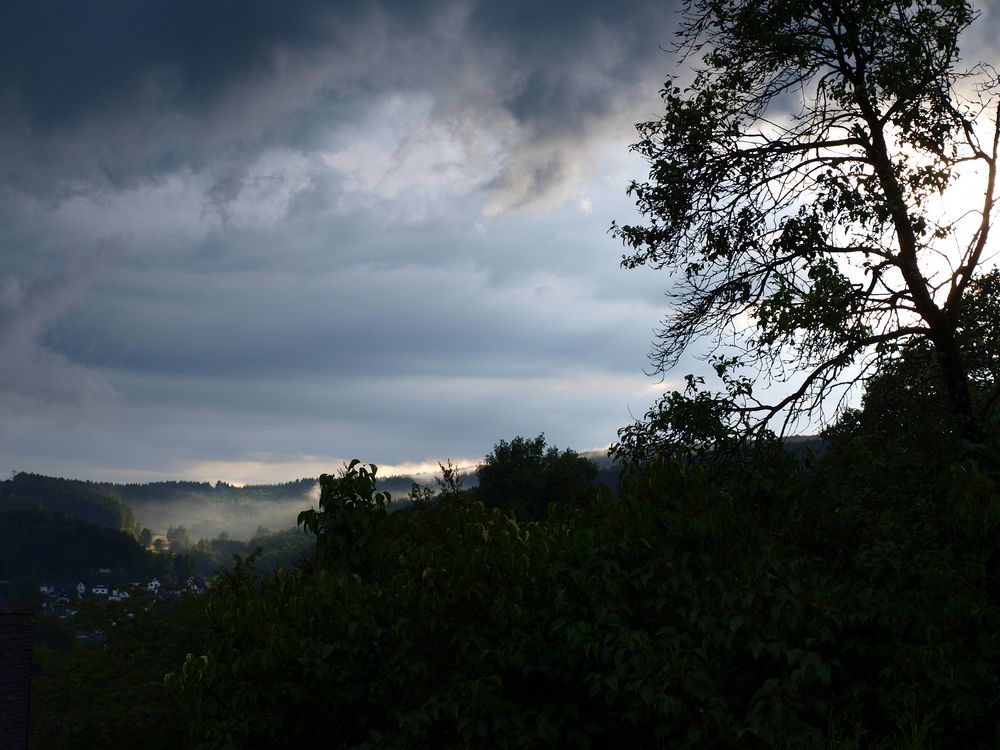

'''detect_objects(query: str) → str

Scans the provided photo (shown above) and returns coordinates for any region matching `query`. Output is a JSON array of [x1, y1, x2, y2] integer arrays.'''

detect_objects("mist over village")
[[4, 1, 1000, 747]]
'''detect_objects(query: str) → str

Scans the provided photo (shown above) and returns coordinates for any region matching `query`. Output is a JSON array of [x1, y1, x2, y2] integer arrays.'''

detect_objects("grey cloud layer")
[[0, 0, 675, 209], [0, 1, 685, 480], [0, 249, 116, 411]]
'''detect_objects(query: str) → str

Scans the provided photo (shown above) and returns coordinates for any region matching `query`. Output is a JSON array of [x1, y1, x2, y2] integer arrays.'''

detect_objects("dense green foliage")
[[167, 428, 1000, 748], [30, 593, 209, 750], [475, 434, 598, 519]]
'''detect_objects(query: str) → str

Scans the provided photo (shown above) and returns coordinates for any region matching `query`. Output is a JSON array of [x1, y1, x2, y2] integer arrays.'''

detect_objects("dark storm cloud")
[[469, 0, 661, 131], [0, 0, 683, 480], [0, 0, 351, 127], [0, 0, 676, 207]]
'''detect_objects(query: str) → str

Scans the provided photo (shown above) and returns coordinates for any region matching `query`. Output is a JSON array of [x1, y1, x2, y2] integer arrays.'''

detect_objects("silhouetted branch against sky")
[[615, 0, 1000, 436]]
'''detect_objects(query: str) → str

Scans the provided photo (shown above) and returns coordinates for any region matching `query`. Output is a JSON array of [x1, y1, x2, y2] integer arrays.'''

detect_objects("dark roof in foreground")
[[0, 613, 34, 750]]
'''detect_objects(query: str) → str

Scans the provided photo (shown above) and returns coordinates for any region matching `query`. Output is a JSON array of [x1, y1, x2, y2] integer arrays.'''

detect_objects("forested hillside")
[[0, 508, 151, 581], [0, 473, 317, 515], [90, 477, 317, 506], [0, 473, 137, 531]]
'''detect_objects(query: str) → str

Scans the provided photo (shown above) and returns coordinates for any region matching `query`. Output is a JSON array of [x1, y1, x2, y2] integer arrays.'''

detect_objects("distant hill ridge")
[[0, 473, 320, 532], [5, 440, 822, 532], [0, 473, 138, 531], [70, 476, 317, 506]]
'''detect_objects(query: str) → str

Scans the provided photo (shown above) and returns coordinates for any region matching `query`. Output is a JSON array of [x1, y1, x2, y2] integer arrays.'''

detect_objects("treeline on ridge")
[[0, 473, 137, 531], [1, 472, 318, 523]]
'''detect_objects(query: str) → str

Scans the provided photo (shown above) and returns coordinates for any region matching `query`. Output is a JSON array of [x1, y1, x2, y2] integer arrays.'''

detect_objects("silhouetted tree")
[[825, 268, 1000, 456], [615, 0, 999, 440], [477, 435, 597, 519], [435, 459, 465, 501]]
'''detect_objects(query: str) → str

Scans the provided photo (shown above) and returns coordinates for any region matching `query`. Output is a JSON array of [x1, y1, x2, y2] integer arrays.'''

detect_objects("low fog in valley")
[[129, 465, 488, 542], [129, 491, 318, 543]]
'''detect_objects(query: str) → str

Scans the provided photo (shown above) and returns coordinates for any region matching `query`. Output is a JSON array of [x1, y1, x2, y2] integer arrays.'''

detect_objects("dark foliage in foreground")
[[30, 593, 208, 750], [167, 429, 1000, 749]]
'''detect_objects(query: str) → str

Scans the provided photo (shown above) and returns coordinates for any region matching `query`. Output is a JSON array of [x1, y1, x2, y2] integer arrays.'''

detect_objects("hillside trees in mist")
[[614, 0, 1000, 443], [0, 508, 309, 589], [167, 524, 193, 551], [174, 527, 313, 578]]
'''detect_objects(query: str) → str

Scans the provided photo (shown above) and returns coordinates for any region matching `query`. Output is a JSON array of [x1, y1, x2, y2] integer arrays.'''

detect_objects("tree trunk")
[[929, 320, 981, 440]]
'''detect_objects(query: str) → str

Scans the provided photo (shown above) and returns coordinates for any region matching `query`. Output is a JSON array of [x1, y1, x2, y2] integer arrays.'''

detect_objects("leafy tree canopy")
[[476, 434, 598, 519], [614, 0, 999, 441], [824, 268, 1000, 461]]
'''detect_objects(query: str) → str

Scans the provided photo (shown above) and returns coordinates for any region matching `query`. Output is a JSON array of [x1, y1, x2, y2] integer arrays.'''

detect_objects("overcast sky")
[[0, 0, 707, 483]]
